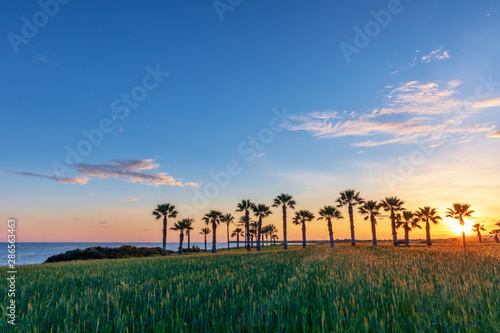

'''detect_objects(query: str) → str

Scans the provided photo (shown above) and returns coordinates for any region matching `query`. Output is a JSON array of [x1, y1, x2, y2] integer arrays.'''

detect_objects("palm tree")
[[267, 224, 278, 246], [253, 204, 273, 251], [336, 190, 364, 246], [317, 206, 344, 248], [273, 194, 296, 250], [152, 203, 178, 255], [262, 224, 278, 246], [292, 210, 315, 248], [397, 210, 421, 247], [446, 203, 474, 248], [249, 221, 258, 247], [202, 210, 223, 253], [199, 227, 211, 252], [221, 213, 235, 250], [170, 220, 188, 255], [471, 223, 486, 243], [358, 200, 382, 246], [271, 234, 279, 245], [490, 229, 500, 243], [183, 218, 195, 250], [380, 196, 405, 246], [416, 206, 442, 246], [236, 199, 256, 251], [231, 228, 244, 249]]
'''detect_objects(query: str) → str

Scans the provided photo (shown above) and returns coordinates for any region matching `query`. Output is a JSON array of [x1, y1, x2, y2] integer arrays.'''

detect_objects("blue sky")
[[1, 0, 499, 242]]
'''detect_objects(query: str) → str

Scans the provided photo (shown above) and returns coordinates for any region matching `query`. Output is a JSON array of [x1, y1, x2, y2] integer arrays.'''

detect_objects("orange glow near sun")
[[445, 217, 474, 235]]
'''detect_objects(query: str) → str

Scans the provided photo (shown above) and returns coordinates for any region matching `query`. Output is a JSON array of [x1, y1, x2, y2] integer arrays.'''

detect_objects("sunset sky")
[[1, 1, 499, 242]]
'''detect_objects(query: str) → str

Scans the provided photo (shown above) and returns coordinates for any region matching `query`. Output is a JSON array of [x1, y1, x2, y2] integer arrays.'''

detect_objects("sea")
[[0, 242, 242, 266]]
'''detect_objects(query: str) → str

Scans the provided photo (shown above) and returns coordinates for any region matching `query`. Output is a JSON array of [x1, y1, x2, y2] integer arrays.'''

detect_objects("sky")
[[1, 0, 499, 243]]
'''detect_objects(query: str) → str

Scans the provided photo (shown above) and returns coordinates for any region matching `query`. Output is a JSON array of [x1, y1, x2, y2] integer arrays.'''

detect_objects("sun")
[[444, 217, 474, 235]]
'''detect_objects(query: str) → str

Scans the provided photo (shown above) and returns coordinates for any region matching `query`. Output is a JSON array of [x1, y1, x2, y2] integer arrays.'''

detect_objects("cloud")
[[119, 197, 141, 203], [489, 131, 500, 138], [0, 171, 89, 184], [286, 80, 495, 147], [390, 48, 451, 75], [472, 97, 500, 109], [73, 159, 192, 187], [97, 220, 112, 228], [2, 159, 199, 187], [421, 47, 450, 63]]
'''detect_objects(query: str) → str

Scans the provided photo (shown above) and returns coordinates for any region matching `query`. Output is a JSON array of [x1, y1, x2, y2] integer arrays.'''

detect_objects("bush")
[[44, 245, 174, 263]]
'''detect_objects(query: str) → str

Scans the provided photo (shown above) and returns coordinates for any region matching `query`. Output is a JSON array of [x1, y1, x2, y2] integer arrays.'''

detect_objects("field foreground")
[[1, 243, 499, 332]]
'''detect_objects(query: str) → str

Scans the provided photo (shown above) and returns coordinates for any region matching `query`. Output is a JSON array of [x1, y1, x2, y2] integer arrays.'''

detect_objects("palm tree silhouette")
[[358, 200, 382, 246], [152, 203, 178, 255], [236, 199, 256, 252], [271, 233, 279, 245], [471, 223, 486, 243], [267, 224, 278, 246], [202, 210, 223, 253], [380, 196, 405, 246], [336, 190, 364, 246], [292, 210, 315, 248], [446, 203, 474, 248], [397, 210, 421, 247], [253, 204, 273, 251], [170, 220, 188, 255], [249, 221, 258, 247], [221, 213, 235, 250], [490, 229, 500, 243], [199, 227, 211, 252], [318, 205, 343, 248], [273, 194, 296, 250], [231, 227, 244, 249], [183, 218, 195, 250], [416, 206, 442, 246]]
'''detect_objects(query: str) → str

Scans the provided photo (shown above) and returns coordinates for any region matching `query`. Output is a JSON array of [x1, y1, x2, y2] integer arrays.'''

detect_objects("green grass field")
[[2, 243, 499, 332]]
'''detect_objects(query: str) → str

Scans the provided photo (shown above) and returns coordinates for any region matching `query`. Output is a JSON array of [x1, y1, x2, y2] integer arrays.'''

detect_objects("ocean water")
[[0, 242, 243, 266]]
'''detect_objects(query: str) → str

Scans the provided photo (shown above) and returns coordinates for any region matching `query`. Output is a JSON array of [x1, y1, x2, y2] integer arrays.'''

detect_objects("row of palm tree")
[[152, 191, 499, 255]]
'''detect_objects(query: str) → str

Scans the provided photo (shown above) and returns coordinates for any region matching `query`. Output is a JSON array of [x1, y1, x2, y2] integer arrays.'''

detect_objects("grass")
[[1, 243, 499, 332]]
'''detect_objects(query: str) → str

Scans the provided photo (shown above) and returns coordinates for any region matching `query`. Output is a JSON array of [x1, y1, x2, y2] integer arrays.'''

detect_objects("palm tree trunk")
[[162, 216, 167, 255], [477, 231, 482, 243], [391, 210, 398, 246], [494, 234, 499, 243], [212, 223, 217, 253], [404, 224, 409, 247], [236, 234, 240, 249], [178, 232, 184, 255], [371, 215, 377, 246], [462, 230, 467, 248], [227, 224, 230, 250], [302, 221, 306, 248], [245, 211, 251, 251], [204, 235, 207, 252], [257, 217, 262, 251], [327, 217, 334, 248], [187, 231, 191, 250], [283, 206, 288, 250], [426, 220, 431, 246], [349, 204, 355, 246]]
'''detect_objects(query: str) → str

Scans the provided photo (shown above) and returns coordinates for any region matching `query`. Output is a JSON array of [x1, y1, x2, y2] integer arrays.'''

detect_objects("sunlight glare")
[[445, 217, 473, 235]]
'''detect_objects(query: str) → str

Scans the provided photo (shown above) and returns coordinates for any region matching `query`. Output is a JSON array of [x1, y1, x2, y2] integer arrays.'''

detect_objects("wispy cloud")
[[74, 159, 197, 187], [286, 80, 495, 147], [119, 197, 141, 203], [2, 159, 200, 187], [0, 171, 89, 184], [489, 131, 500, 138], [420, 47, 450, 63], [97, 220, 112, 228], [390, 47, 451, 75]]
